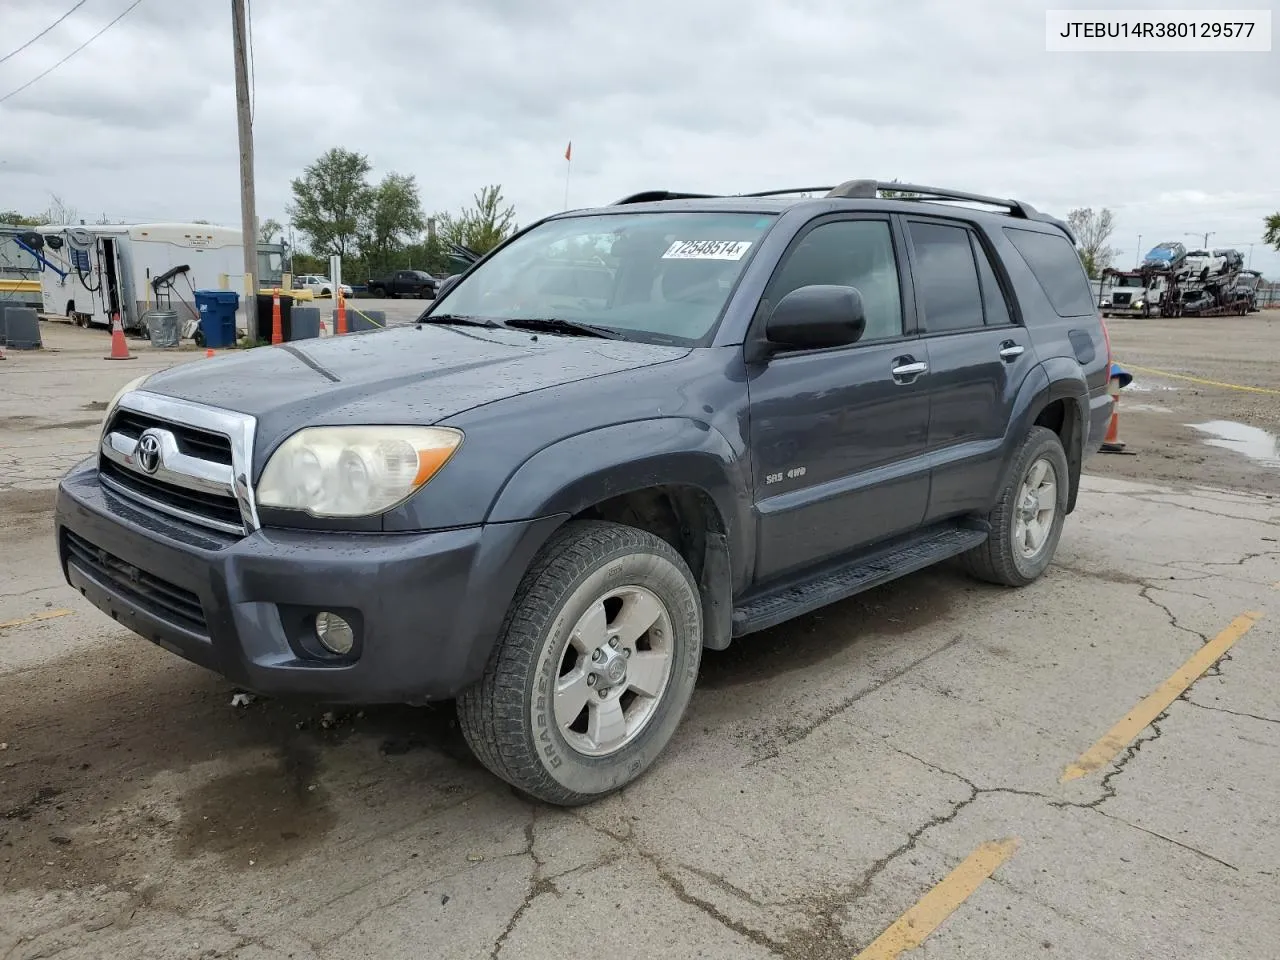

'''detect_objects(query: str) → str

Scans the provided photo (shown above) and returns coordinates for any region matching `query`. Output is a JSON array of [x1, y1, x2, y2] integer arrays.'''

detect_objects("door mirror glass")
[[765, 284, 866, 350]]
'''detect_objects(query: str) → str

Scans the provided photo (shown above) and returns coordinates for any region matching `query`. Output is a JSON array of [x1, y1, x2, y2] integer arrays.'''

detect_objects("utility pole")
[[232, 0, 258, 343], [1184, 231, 1215, 249]]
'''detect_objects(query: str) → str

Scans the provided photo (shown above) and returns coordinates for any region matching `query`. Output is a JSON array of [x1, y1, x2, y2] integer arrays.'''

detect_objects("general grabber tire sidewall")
[[456, 520, 702, 806], [962, 425, 1070, 587]]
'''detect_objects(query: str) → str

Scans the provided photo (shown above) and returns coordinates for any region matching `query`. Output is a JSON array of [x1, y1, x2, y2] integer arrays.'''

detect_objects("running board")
[[732, 523, 988, 637]]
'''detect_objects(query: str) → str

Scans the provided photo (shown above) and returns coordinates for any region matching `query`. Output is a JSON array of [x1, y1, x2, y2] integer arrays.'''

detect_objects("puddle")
[[1189, 421, 1280, 468]]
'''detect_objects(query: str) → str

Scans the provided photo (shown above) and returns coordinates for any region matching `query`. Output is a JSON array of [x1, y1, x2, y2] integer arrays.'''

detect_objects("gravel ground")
[[1094, 311, 1280, 492]]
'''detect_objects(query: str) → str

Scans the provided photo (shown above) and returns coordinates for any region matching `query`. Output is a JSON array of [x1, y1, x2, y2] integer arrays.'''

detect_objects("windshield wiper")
[[502, 317, 623, 339], [418, 313, 503, 328]]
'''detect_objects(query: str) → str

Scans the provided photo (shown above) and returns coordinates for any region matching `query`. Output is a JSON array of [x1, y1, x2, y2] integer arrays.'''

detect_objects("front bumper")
[[55, 459, 563, 704]]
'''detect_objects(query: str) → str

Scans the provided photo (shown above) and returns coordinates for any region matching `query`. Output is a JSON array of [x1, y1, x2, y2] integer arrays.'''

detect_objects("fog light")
[[314, 612, 354, 655]]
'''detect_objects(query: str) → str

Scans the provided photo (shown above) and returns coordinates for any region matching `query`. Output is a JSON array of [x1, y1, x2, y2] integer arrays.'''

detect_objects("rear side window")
[[1004, 227, 1095, 317], [971, 234, 1013, 326], [907, 221, 984, 333]]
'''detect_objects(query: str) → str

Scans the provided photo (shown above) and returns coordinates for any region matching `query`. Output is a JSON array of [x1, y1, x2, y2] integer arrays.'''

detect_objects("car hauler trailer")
[[1143, 255, 1253, 318], [33, 223, 244, 332]]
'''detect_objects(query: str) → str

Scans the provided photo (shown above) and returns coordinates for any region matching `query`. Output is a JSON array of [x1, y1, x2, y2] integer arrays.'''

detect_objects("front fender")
[[487, 419, 754, 588]]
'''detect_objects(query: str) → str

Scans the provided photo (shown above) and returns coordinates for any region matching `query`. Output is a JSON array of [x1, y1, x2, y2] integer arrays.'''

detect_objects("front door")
[[899, 216, 1039, 521], [746, 215, 931, 584]]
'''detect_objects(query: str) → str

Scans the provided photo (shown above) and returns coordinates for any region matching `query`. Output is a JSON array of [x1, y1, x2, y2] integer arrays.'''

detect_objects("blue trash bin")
[[193, 290, 240, 348]]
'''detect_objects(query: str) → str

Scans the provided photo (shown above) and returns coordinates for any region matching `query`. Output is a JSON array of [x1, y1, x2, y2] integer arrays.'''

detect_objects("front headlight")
[[1133, 300, 1144, 308], [103, 375, 150, 428], [256, 425, 463, 517]]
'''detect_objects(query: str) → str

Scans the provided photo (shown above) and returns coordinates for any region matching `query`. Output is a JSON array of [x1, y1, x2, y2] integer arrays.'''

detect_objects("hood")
[[139, 324, 689, 452]]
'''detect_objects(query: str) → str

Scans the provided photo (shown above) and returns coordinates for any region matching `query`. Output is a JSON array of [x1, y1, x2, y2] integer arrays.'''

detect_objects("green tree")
[[288, 148, 373, 258], [1067, 207, 1116, 279], [1265, 212, 1280, 250], [879, 179, 922, 199], [0, 210, 43, 226], [435, 184, 517, 255], [258, 217, 283, 243], [359, 173, 425, 274]]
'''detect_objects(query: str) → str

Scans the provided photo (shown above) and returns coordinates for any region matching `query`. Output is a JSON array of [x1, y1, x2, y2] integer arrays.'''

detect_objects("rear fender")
[[994, 363, 1088, 514]]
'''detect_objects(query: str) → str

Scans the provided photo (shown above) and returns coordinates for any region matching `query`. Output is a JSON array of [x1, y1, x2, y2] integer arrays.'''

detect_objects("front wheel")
[[457, 520, 703, 806], [962, 426, 1069, 587]]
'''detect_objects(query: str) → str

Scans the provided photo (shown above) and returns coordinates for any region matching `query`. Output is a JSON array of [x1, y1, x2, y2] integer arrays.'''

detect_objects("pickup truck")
[[366, 269, 439, 299], [55, 180, 1114, 806]]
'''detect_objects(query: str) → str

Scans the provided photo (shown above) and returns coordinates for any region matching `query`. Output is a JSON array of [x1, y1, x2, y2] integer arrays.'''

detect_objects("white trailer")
[[36, 223, 246, 332]]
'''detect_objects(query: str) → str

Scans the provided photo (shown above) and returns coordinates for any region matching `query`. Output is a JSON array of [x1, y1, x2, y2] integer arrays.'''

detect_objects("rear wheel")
[[962, 426, 1069, 587], [457, 520, 702, 806]]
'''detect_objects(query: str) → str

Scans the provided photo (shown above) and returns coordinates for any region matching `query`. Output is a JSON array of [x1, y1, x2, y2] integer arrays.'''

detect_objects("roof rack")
[[610, 190, 721, 204], [610, 181, 1076, 243]]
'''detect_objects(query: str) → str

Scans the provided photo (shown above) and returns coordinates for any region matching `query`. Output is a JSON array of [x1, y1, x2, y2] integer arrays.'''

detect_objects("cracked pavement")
[[2, 323, 1279, 959]]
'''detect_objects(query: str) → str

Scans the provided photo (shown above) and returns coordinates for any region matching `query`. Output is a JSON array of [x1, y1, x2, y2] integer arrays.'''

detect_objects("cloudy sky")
[[1, 0, 1277, 274]]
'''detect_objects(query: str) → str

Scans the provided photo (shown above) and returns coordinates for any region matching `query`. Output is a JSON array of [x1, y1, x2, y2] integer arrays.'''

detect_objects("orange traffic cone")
[[105, 313, 135, 360], [336, 291, 347, 335], [1100, 377, 1125, 453], [205, 348, 215, 358], [271, 288, 283, 345]]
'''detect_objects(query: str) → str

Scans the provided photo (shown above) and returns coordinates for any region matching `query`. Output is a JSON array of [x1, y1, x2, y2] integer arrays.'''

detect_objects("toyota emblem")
[[136, 431, 162, 475]]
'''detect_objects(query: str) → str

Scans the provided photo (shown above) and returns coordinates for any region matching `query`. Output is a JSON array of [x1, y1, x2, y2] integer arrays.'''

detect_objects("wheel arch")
[[1001, 362, 1088, 515], [487, 419, 753, 651]]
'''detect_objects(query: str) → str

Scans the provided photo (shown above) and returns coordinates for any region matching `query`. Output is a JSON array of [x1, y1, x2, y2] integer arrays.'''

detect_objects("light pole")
[[1184, 231, 1215, 249], [1135, 234, 1142, 267]]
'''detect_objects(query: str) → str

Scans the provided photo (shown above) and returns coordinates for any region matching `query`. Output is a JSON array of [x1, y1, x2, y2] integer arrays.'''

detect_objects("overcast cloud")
[[1, 0, 1277, 274]]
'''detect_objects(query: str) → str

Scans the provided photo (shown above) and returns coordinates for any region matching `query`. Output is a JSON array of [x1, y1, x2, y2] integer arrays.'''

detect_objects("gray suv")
[[55, 180, 1114, 805]]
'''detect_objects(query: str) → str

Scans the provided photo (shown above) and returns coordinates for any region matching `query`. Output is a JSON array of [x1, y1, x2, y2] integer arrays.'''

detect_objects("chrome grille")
[[98, 391, 259, 536]]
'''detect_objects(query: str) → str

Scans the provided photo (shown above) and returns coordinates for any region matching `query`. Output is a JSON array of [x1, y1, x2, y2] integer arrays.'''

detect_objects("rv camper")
[[35, 223, 245, 332]]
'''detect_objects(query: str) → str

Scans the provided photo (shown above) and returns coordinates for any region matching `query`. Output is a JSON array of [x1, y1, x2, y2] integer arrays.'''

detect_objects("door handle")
[[891, 359, 928, 382], [998, 341, 1025, 361]]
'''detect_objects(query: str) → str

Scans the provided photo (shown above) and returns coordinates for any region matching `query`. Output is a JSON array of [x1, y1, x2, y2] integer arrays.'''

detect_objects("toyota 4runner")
[[55, 180, 1114, 806]]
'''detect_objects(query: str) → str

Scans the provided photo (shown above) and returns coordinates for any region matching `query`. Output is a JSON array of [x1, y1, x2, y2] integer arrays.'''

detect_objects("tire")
[[962, 426, 1069, 587], [457, 520, 703, 806]]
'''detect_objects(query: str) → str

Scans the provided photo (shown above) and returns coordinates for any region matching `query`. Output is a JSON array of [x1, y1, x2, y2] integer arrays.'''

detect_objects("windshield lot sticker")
[[661, 240, 753, 260]]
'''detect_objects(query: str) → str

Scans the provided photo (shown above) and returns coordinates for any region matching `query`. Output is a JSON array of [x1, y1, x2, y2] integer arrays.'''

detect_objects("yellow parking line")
[[854, 838, 1021, 959], [0, 609, 73, 631], [1116, 362, 1280, 397], [1061, 611, 1263, 782]]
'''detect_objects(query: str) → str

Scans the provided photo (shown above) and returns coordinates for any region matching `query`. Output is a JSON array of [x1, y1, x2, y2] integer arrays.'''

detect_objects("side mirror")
[[435, 274, 461, 300], [764, 284, 866, 351]]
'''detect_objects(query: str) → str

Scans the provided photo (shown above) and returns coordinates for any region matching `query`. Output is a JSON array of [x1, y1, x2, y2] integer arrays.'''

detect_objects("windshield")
[[425, 211, 776, 343], [1114, 275, 1143, 287]]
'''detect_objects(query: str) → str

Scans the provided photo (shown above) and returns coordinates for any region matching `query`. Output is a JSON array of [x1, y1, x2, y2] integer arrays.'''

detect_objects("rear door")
[[899, 216, 1038, 522], [746, 215, 931, 583]]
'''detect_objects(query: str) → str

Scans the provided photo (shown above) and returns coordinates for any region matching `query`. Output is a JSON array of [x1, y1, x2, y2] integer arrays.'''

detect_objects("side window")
[[907, 221, 984, 333], [766, 219, 903, 342], [1003, 227, 1095, 317], [970, 233, 1013, 326]]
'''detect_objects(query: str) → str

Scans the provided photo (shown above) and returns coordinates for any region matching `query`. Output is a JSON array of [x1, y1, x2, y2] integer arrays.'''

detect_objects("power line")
[[0, 0, 90, 67], [0, 0, 145, 106]]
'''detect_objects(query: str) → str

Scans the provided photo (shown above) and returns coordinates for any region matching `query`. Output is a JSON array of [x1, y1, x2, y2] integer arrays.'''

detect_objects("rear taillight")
[[1099, 316, 1113, 373]]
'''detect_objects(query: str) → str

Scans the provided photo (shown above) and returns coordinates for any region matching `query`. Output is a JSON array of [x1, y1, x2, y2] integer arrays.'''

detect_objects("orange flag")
[[565, 141, 572, 162]]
